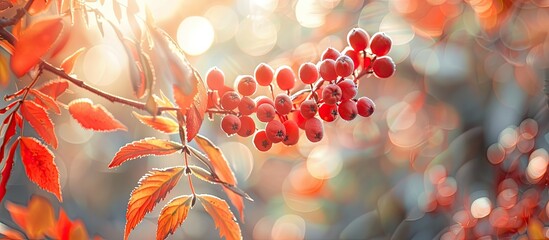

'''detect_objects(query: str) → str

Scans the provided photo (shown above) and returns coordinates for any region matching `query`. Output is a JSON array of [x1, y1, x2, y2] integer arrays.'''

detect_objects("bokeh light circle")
[[177, 16, 215, 56]]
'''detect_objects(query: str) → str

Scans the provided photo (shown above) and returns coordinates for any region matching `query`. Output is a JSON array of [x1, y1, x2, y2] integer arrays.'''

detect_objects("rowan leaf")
[[0, 138, 18, 202], [0, 54, 9, 87], [30, 89, 61, 114], [0, 229, 25, 240], [0, 114, 17, 165], [68, 98, 127, 132], [122, 39, 147, 99], [61, 47, 86, 74], [182, 77, 207, 142], [198, 194, 242, 240], [157, 195, 192, 240], [11, 18, 64, 77], [108, 138, 183, 168], [26, 195, 56, 239], [6, 201, 27, 229], [124, 167, 185, 240], [69, 220, 88, 240], [20, 137, 62, 201], [194, 135, 245, 220], [20, 100, 58, 149], [132, 112, 178, 134], [151, 28, 199, 116], [37, 79, 69, 100], [53, 209, 72, 240]]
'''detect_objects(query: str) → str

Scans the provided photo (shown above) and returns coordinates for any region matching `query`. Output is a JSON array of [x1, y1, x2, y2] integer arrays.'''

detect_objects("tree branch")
[[0, 0, 36, 27], [0, 27, 179, 114]]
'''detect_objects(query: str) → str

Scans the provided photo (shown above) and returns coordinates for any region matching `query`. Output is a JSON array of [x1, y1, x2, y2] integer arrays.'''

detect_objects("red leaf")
[[132, 111, 178, 134], [28, 0, 54, 15], [68, 98, 127, 132], [194, 135, 245, 221], [60, 47, 85, 74], [0, 229, 25, 240], [6, 201, 27, 229], [198, 194, 242, 240], [152, 28, 199, 115], [122, 39, 147, 99], [184, 80, 207, 142], [0, 114, 17, 165], [37, 79, 69, 100], [11, 18, 64, 77], [0, 54, 9, 87], [55, 209, 73, 240], [69, 220, 88, 240], [0, 138, 19, 202], [124, 167, 185, 240], [20, 100, 58, 149], [30, 89, 61, 114], [108, 138, 183, 168], [157, 195, 192, 240], [20, 137, 62, 201]]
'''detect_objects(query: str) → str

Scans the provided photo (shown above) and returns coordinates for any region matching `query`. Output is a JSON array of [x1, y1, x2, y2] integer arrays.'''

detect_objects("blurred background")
[[0, 0, 548, 239]]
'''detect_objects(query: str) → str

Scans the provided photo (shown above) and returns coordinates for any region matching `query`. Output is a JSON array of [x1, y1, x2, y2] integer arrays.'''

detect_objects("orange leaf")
[[30, 89, 61, 114], [69, 220, 88, 240], [68, 98, 127, 132], [20, 137, 62, 201], [108, 138, 182, 168], [6, 201, 27, 229], [26, 195, 56, 239], [157, 195, 192, 240], [198, 194, 241, 240], [37, 79, 69, 100], [122, 39, 147, 99], [61, 47, 85, 74], [11, 18, 64, 77], [0, 138, 19, 202], [132, 112, 178, 134], [184, 79, 207, 142], [0, 229, 25, 240], [20, 100, 58, 149], [152, 28, 198, 115], [124, 167, 185, 240], [0, 54, 9, 87], [29, 0, 54, 15], [194, 135, 245, 220]]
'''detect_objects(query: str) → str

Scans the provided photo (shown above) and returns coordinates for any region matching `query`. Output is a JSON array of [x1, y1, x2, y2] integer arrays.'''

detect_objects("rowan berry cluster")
[[205, 28, 395, 151]]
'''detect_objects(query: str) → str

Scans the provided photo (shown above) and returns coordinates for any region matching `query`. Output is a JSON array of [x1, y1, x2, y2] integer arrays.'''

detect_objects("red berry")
[[221, 114, 241, 135], [318, 59, 338, 81], [238, 96, 256, 115], [319, 103, 338, 122], [254, 63, 274, 86], [265, 120, 286, 143], [338, 99, 358, 121], [206, 67, 225, 90], [282, 120, 299, 146], [275, 66, 296, 91], [257, 103, 276, 122], [290, 110, 307, 130], [322, 84, 342, 105], [207, 90, 220, 109], [237, 115, 256, 137], [321, 47, 340, 61], [347, 28, 370, 51], [304, 117, 323, 142], [337, 79, 357, 101], [300, 99, 318, 119], [255, 96, 274, 107], [253, 130, 272, 151], [372, 56, 396, 78], [342, 47, 360, 70], [335, 55, 354, 77], [236, 75, 257, 96], [220, 91, 241, 110], [357, 97, 375, 117], [274, 93, 292, 115], [299, 62, 319, 84], [370, 32, 392, 56]]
